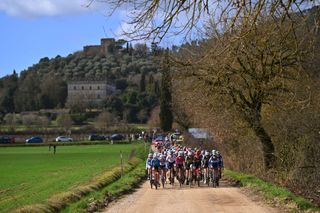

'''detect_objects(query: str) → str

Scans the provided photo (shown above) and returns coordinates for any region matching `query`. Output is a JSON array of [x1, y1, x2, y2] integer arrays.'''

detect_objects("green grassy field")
[[0, 143, 143, 212]]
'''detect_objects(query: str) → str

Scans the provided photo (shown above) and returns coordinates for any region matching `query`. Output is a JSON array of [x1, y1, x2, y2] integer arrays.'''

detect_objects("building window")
[[73, 86, 76, 90], [97, 94, 100, 99], [97, 86, 100, 90], [82, 86, 84, 90], [89, 86, 92, 90]]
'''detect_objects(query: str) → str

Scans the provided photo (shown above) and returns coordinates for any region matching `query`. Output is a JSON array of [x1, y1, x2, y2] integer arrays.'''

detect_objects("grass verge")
[[224, 169, 320, 212], [61, 161, 146, 213], [13, 158, 142, 213]]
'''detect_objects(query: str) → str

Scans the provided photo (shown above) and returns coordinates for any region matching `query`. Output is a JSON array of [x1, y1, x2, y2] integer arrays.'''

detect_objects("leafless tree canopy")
[[92, 0, 319, 41]]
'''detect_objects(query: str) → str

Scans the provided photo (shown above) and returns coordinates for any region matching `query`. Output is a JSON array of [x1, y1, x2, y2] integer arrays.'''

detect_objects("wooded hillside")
[[0, 43, 162, 123]]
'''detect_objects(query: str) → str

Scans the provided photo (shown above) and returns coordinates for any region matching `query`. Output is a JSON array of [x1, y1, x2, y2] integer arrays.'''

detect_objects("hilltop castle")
[[83, 38, 127, 56]]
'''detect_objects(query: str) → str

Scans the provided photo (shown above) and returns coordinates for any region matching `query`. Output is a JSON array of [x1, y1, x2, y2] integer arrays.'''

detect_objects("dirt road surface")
[[103, 179, 278, 213]]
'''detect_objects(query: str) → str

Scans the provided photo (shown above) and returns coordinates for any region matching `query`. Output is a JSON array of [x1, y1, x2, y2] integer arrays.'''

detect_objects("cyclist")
[[146, 153, 153, 179], [151, 153, 160, 185], [208, 150, 220, 185], [166, 150, 176, 184], [202, 151, 210, 183], [175, 150, 185, 182], [215, 150, 224, 178], [159, 154, 167, 184], [185, 151, 194, 185], [193, 150, 202, 181]]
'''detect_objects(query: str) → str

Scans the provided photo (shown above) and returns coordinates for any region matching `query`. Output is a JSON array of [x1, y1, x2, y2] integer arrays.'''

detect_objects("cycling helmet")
[[212, 149, 216, 155], [205, 151, 210, 156], [160, 154, 165, 159], [215, 151, 220, 156], [153, 153, 158, 159], [148, 153, 153, 158], [187, 151, 193, 156]]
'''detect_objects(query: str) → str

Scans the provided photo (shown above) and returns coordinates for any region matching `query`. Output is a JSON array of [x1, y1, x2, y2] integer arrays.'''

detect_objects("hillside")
[[0, 40, 163, 123]]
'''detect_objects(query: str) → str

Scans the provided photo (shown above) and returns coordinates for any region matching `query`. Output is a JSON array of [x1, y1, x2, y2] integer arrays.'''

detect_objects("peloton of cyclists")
[[147, 142, 224, 188]]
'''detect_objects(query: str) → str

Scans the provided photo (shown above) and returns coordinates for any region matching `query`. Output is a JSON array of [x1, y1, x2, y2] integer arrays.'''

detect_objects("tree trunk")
[[246, 105, 276, 170], [252, 122, 275, 169]]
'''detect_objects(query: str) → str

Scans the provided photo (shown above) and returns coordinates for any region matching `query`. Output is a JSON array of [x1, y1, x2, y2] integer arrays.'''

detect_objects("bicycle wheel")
[[211, 170, 215, 188], [170, 170, 174, 186], [161, 173, 165, 188], [150, 170, 153, 188], [213, 170, 217, 188]]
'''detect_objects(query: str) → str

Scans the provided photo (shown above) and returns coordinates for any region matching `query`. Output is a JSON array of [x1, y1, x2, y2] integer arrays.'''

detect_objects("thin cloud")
[[0, 0, 103, 18]]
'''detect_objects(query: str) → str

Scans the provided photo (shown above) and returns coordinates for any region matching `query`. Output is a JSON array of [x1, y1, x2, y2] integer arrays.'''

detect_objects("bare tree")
[[171, 9, 318, 169], [147, 106, 160, 128], [3, 113, 20, 132], [95, 111, 117, 132], [21, 114, 49, 131], [90, 0, 319, 170], [56, 113, 73, 133], [92, 0, 319, 42]]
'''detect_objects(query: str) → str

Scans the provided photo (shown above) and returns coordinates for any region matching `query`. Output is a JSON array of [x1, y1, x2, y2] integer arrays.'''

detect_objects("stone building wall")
[[83, 38, 126, 57], [83, 45, 102, 56], [67, 81, 115, 106]]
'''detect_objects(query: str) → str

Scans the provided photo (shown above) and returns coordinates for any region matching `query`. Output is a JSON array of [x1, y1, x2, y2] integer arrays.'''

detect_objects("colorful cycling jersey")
[[176, 156, 185, 165], [185, 156, 193, 165], [208, 156, 219, 169], [202, 156, 210, 167], [146, 158, 152, 169], [159, 157, 166, 166], [151, 158, 160, 167], [193, 156, 202, 168], [166, 155, 176, 163]]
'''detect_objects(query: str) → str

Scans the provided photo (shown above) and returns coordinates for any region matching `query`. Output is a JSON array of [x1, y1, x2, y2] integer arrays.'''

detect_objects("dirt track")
[[103, 179, 278, 213]]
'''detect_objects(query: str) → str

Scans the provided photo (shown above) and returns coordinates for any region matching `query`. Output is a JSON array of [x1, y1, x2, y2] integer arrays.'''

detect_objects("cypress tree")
[[140, 72, 146, 92], [159, 49, 173, 131]]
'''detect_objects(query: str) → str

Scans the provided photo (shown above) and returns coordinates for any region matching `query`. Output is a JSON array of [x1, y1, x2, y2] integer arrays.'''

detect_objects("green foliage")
[[159, 51, 173, 131], [70, 113, 87, 125], [115, 79, 128, 91], [0, 71, 18, 114], [103, 95, 123, 118], [0, 42, 162, 124], [140, 72, 146, 92]]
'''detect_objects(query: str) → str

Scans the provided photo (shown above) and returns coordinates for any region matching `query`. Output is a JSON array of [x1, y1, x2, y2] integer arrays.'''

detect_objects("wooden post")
[[120, 151, 123, 177], [144, 142, 147, 153]]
